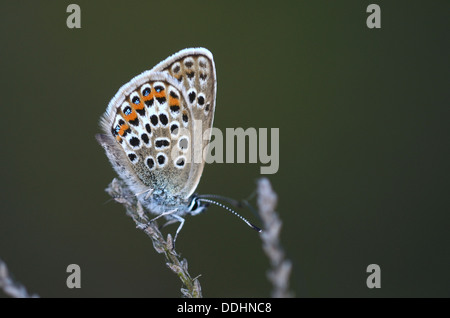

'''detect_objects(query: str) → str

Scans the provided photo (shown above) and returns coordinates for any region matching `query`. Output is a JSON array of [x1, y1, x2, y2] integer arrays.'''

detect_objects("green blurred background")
[[1, 1, 449, 297]]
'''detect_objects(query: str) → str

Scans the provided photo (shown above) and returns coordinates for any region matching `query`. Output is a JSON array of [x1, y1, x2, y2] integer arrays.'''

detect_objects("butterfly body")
[[97, 48, 216, 224]]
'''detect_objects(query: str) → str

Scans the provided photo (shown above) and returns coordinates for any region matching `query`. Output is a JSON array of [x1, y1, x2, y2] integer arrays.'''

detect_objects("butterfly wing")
[[97, 48, 216, 205], [151, 48, 217, 198]]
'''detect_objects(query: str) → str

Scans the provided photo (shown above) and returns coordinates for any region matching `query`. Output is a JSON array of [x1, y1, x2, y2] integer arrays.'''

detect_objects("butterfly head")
[[187, 194, 210, 216]]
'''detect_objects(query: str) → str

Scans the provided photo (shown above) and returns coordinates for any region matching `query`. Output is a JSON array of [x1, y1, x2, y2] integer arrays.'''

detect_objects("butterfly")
[[96, 48, 259, 243]]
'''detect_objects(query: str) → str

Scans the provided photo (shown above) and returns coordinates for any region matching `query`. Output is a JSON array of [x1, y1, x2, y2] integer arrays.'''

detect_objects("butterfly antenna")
[[198, 194, 261, 222], [197, 198, 261, 232]]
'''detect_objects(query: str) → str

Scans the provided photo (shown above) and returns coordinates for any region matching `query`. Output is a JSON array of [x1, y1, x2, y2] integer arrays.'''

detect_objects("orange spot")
[[154, 90, 166, 99], [142, 90, 154, 101], [123, 109, 137, 122], [130, 97, 144, 111], [118, 123, 130, 136], [116, 136, 122, 143], [169, 96, 180, 107]]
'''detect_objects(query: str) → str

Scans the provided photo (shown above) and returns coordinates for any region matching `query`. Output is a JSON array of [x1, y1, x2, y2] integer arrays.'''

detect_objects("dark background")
[[1, 1, 449, 297]]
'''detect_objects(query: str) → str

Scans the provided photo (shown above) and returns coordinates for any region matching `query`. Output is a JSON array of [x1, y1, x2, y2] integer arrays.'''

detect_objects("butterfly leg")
[[150, 210, 183, 249], [150, 209, 177, 222], [132, 188, 154, 200], [172, 215, 185, 249], [159, 218, 179, 230]]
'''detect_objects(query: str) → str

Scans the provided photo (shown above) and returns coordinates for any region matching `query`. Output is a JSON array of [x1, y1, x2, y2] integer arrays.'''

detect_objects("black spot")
[[145, 99, 154, 107], [112, 125, 119, 136], [146, 158, 155, 169], [141, 133, 149, 144], [145, 123, 151, 134], [123, 127, 131, 137], [118, 119, 125, 125], [129, 137, 140, 147], [150, 115, 158, 126], [186, 71, 195, 79], [118, 138, 123, 144], [136, 108, 146, 116], [129, 118, 139, 126], [173, 65, 180, 73], [132, 96, 140, 104], [154, 85, 164, 93], [200, 73, 207, 80], [170, 124, 179, 134], [123, 106, 132, 116], [177, 76, 183, 82], [182, 113, 188, 123], [199, 61, 206, 68], [176, 158, 185, 167], [198, 95, 205, 106], [155, 139, 170, 148], [205, 103, 210, 111], [156, 97, 166, 104], [142, 87, 151, 96], [179, 138, 188, 150], [170, 105, 180, 113], [170, 91, 179, 99], [185, 61, 193, 68], [159, 114, 168, 126], [157, 155, 166, 165], [188, 91, 196, 103], [128, 153, 137, 162]]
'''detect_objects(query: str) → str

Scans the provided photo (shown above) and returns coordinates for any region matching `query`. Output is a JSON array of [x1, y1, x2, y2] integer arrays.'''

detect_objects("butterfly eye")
[[187, 196, 207, 215], [190, 198, 198, 211]]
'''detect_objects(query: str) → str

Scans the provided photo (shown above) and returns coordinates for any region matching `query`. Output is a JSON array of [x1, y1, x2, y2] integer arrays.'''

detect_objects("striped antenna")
[[197, 198, 262, 233]]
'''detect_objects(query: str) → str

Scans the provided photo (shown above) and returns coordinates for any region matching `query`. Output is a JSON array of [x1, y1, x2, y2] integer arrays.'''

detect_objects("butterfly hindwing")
[[151, 48, 217, 198]]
